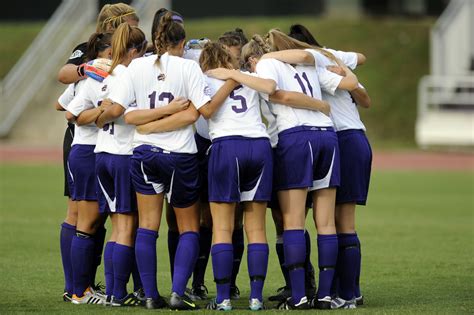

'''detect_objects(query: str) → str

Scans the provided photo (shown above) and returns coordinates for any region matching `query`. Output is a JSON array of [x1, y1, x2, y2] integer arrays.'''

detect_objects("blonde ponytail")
[[109, 23, 146, 73]]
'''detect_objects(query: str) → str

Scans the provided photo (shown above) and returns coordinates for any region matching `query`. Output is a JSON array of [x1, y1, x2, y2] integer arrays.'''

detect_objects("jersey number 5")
[[230, 85, 248, 113], [148, 91, 175, 108]]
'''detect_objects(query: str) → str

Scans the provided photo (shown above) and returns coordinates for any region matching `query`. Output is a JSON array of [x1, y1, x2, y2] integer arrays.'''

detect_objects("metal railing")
[[0, 0, 96, 137]]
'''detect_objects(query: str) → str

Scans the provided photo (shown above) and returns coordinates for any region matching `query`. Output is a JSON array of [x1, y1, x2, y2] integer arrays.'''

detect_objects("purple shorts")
[[130, 144, 200, 208], [208, 136, 273, 203], [67, 144, 97, 201], [96, 153, 137, 214], [195, 133, 212, 203], [336, 129, 372, 205], [274, 126, 340, 191]]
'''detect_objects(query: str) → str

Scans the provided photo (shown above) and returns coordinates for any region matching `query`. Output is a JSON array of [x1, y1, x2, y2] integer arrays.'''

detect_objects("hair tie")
[[172, 15, 183, 23]]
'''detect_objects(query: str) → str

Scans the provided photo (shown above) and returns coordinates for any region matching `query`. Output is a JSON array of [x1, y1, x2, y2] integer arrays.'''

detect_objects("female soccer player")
[[56, 3, 140, 301], [107, 12, 236, 310], [241, 32, 358, 309], [288, 24, 371, 309], [64, 31, 113, 305]]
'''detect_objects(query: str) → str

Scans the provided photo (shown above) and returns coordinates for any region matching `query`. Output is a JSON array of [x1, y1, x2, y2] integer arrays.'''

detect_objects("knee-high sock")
[[131, 250, 142, 291], [231, 227, 244, 287], [317, 234, 338, 299], [91, 225, 106, 286], [247, 243, 269, 301], [211, 243, 233, 303], [354, 234, 362, 297], [167, 229, 179, 281], [304, 230, 316, 291], [71, 232, 95, 296], [172, 232, 199, 295], [60, 222, 76, 294], [103, 241, 115, 296], [113, 243, 134, 299], [337, 233, 360, 301], [283, 230, 306, 303], [275, 235, 291, 288], [193, 226, 212, 287], [135, 228, 159, 299]]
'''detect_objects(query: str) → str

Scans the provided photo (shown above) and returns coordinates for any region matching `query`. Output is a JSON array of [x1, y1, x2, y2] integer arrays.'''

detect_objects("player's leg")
[[230, 204, 244, 299], [207, 202, 235, 310], [243, 201, 269, 310], [166, 202, 179, 281], [278, 189, 309, 308], [104, 214, 118, 298], [311, 188, 338, 309], [60, 198, 77, 301]]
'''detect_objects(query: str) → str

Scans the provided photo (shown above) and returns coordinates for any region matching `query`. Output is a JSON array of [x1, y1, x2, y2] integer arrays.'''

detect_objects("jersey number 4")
[[230, 85, 247, 113], [148, 91, 174, 109]]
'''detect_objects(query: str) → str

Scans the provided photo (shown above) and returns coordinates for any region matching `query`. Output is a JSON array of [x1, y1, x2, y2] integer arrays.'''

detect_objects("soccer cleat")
[[111, 293, 142, 307], [355, 295, 364, 306], [311, 296, 332, 310], [145, 296, 169, 309], [249, 298, 265, 311], [71, 287, 106, 305], [206, 298, 232, 311], [103, 295, 113, 306], [331, 297, 357, 309], [188, 284, 208, 301], [132, 288, 146, 304], [169, 292, 200, 310], [268, 286, 291, 302], [91, 283, 106, 297], [62, 292, 72, 302], [230, 285, 240, 300], [277, 296, 310, 310]]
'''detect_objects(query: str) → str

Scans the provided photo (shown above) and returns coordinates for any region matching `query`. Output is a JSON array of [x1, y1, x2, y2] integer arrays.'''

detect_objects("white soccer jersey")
[[260, 99, 278, 148], [64, 80, 98, 146], [75, 65, 135, 155], [58, 84, 75, 110], [205, 73, 269, 141], [307, 49, 366, 131], [108, 53, 211, 153], [182, 47, 212, 140], [256, 58, 334, 133]]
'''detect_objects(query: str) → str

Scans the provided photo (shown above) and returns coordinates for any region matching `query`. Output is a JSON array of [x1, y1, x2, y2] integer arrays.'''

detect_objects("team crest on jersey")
[[157, 73, 166, 81], [69, 50, 84, 60], [101, 85, 107, 91], [204, 86, 212, 96]]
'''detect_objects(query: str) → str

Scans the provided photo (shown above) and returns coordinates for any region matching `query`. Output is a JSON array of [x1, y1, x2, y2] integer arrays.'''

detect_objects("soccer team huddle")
[[56, 2, 372, 311]]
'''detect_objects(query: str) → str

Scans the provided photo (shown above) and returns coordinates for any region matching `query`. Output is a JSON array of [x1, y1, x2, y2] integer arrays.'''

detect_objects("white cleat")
[[331, 296, 357, 309], [71, 287, 106, 305], [249, 298, 265, 311]]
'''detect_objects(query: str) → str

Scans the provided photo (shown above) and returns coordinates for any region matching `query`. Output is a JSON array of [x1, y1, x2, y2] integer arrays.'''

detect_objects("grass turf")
[[0, 164, 472, 314]]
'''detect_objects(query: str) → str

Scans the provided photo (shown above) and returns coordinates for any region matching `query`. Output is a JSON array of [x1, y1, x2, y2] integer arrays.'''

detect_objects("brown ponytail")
[[199, 42, 234, 73], [86, 32, 112, 61], [266, 29, 337, 63], [154, 11, 186, 63], [240, 34, 271, 71], [109, 23, 146, 73]]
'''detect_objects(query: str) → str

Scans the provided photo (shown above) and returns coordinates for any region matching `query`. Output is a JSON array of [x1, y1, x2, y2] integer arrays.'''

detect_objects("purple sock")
[[60, 222, 76, 294], [231, 228, 244, 287], [172, 232, 199, 296], [304, 230, 316, 290], [113, 243, 134, 299], [275, 236, 291, 288], [193, 226, 212, 287], [317, 234, 338, 299], [91, 225, 106, 286], [283, 230, 306, 303], [135, 228, 159, 299], [247, 243, 269, 301], [104, 241, 115, 296], [337, 233, 360, 301], [354, 234, 362, 297], [71, 232, 95, 296], [168, 229, 179, 281], [211, 243, 233, 303], [131, 251, 142, 291]]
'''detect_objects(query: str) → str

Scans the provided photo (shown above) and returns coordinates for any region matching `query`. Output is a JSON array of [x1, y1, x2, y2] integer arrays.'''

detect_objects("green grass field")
[[0, 164, 472, 314]]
